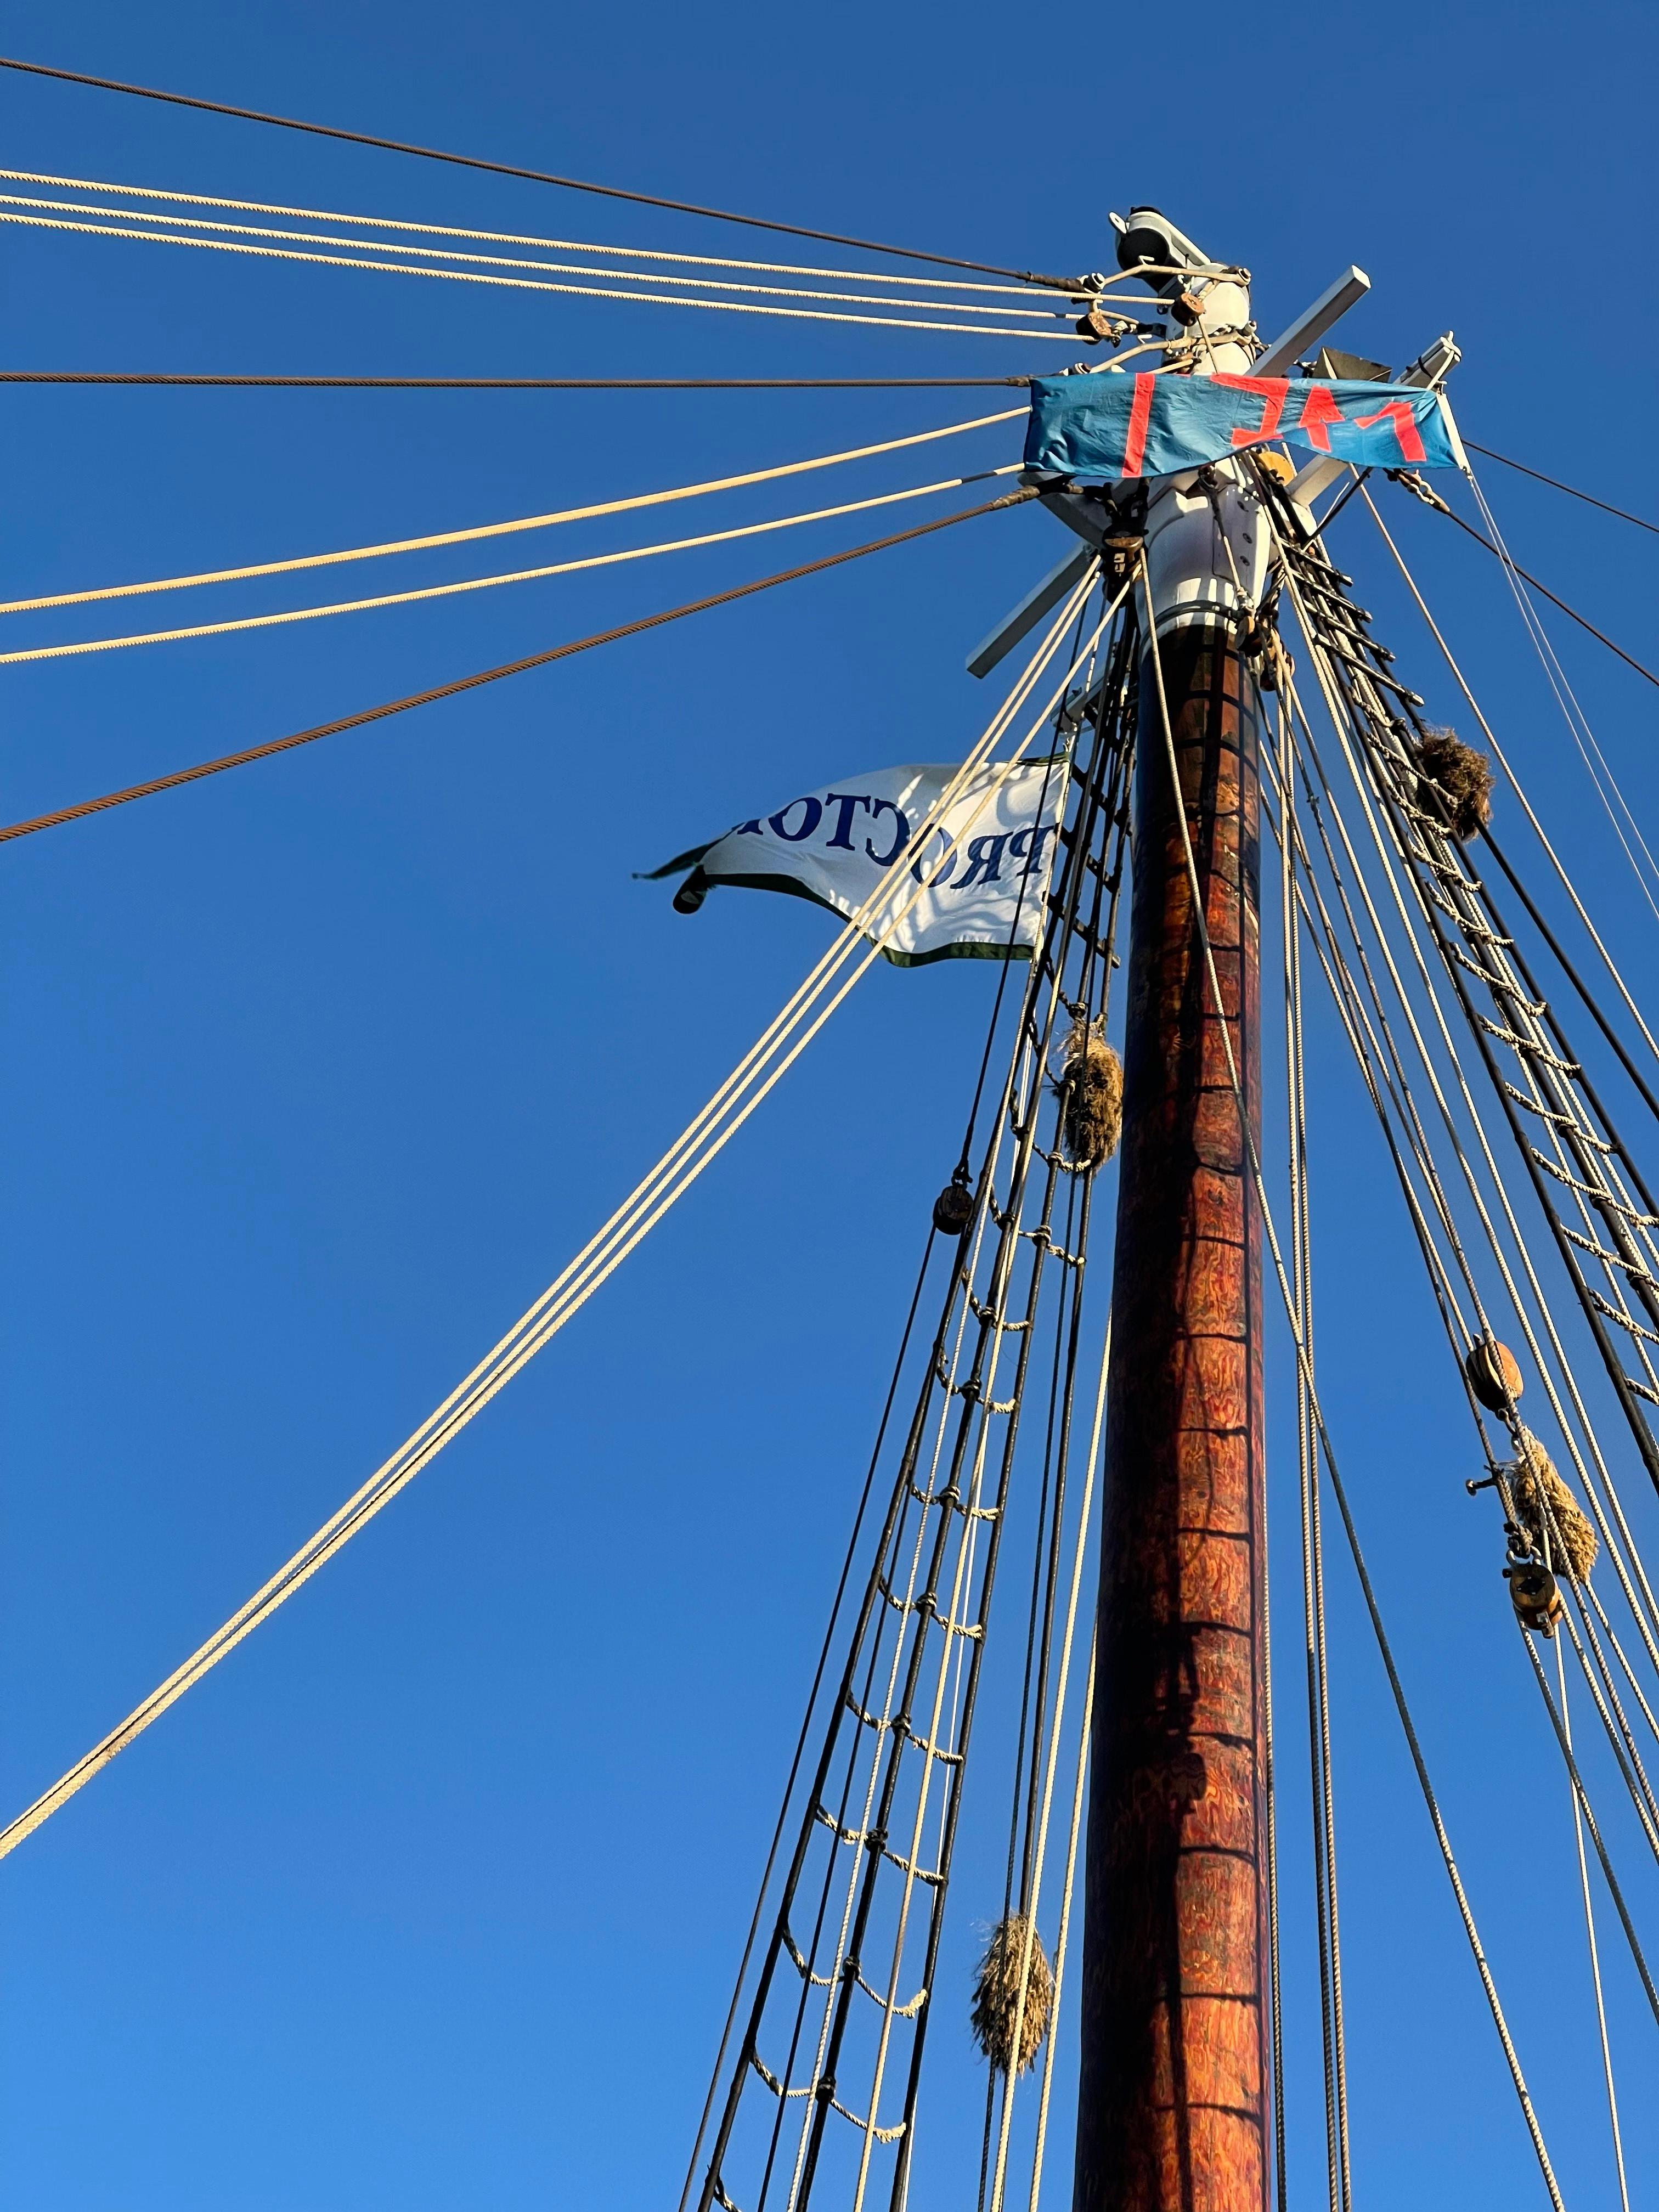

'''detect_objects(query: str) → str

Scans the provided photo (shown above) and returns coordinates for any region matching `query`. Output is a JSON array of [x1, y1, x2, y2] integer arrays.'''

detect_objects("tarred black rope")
[[0, 371, 1032, 390], [1409, 485, 1659, 691], [1466, 441, 1659, 539], [0, 54, 1077, 288], [0, 488, 1033, 848]]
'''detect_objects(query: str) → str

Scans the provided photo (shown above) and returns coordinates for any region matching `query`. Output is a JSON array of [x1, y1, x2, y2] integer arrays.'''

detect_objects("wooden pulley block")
[[1505, 1560, 1565, 1637], [1465, 1336, 1523, 1412], [932, 1178, 975, 1238]]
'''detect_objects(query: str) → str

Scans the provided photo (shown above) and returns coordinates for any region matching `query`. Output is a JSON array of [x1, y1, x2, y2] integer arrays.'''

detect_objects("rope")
[[1276, 690, 1350, 2212], [1521, 1637, 1659, 2029], [675, 1236, 943, 2212], [0, 491, 1033, 847], [1465, 471, 1659, 923], [0, 372, 1035, 390], [1272, 532, 1659, 1866], [1138, 562, 1569, 2211], [0, 166, 1093, 298], [1261, 534, 1659, 1878], [0, 189, 1091, 323], [0, 566, 1115, 1868], [1466, 440, 1659, 538], [1025, 1639, 1093, 2212], [1279, 654, 1659, 1867], [0, 408, 1024, 618], [1361, 487, 1659, 1080], [1405, 480, 1659, 691], [0, 53, 1081, 287], [0, 208, 1084, 341], [1553, 1643, 1633, 2212], [0, 465, 1023, 665], [986, 1319, 1110, 2212]]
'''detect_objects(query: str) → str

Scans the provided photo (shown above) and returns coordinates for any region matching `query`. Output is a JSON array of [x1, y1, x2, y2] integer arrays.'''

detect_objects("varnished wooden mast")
[[1071, 205, 1272, 2212], [1073, 619, 1268, 2212]]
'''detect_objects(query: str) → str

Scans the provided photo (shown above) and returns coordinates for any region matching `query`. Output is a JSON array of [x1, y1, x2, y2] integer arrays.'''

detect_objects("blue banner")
[[1024, 371, 1463, 483]]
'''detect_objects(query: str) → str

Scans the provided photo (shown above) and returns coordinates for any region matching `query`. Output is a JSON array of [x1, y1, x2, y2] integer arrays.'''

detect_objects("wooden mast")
[[1072, 207, 1271, 2212]]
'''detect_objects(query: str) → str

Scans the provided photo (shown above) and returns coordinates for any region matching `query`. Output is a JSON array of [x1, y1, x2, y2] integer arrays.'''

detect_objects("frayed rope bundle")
[[1055, 1015, 1123, 1167], [1512, 1427, 1599, 1581], [1416, 726, 1493, 841], [970, 1914, 1054, 2075]]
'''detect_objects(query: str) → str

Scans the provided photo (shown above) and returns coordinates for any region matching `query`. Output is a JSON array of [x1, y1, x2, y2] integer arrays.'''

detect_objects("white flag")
[[644, 758, 1066, 967]]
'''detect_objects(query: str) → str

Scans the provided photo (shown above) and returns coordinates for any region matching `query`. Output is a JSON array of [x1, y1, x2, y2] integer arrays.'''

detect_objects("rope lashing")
[[0, 491, 1035, 848]]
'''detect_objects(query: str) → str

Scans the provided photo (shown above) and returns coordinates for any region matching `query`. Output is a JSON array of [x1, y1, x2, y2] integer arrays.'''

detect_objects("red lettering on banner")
[[1293, 383, 1346, 451], [1214, 372, 1291, 447], [1122, 374, 1155, 477], [1354, 398, 1427, 463]]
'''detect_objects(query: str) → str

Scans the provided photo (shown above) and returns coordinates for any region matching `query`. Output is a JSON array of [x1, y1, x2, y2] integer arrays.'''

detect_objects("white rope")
[[1274, 575, 1659, 1673], [0, 407, 1025, 619], [1139, 561, 1568, 2211], [1465, 470, 1659, 924], [1024, 1642, 1092, 2212], [988, 1317, 1110, 2212], [844, 597, 1128, 2212], [0, 563, 1111, 1866], [1555, 1638, 1632, 2212], [0, 190, 1084, 324], [1360, 486, 1659, 1077], [0, 466, 1024, 667], [0, 207, 1084, 342], [1277, 560, 1659, 1650], [0, 164, 1097, 300]]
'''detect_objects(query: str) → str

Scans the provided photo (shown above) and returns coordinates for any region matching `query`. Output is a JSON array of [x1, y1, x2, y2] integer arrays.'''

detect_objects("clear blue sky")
[[0, 2, 1656, 2206]]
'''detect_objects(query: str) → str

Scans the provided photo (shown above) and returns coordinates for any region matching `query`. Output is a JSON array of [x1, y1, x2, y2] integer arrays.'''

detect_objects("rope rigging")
[[0, 205, 1089, 341], [1362, 484, 1659, 1081], [0, 406, 1023, 616], [0, 465, 1025, 665], [1392, 473, 1659, 691], [12, 97, 1659, 2181], [0, 490, 1032, 847], [691, 584, 1130, 2212], [1466, 438, 1659, 538], [1, 189, 1088, 317], [1249, 477, 1659, 2158], [0, 52, 1086, 287], [1267, 490, 1659, 1520], [1464, 471, 1659, 924], [0, 165, 1105, 300], [1139, 560, 1571, 2210], [0, 566, 1119, 1870]]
